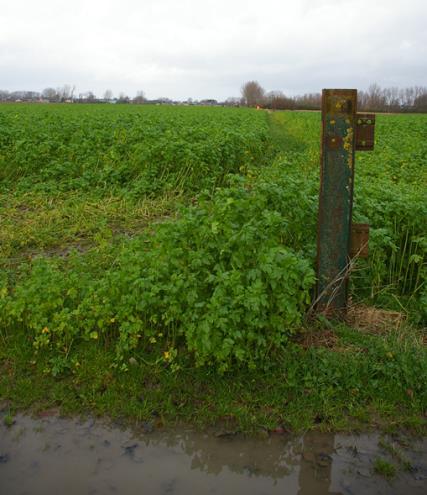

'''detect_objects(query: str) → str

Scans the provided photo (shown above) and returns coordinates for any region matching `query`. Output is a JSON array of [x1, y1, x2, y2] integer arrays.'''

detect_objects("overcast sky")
[[0, 0, 426, 100]]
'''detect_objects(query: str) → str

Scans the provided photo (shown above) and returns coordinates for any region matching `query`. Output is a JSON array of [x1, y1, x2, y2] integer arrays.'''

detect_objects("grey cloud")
[[0, 0, 426, 100]]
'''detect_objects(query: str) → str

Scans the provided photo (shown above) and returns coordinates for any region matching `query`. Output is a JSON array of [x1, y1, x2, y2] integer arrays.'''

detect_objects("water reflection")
[[298, 432, 336, 495], [0, 414, 426, 495]]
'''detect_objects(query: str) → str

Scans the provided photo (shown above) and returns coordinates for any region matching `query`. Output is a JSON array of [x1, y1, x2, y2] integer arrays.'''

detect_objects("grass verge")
[[1, 323, 425, 435]]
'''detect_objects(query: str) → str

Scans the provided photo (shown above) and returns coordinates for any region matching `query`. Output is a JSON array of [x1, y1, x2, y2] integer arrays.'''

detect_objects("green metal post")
[[316, 89, 357, 315]]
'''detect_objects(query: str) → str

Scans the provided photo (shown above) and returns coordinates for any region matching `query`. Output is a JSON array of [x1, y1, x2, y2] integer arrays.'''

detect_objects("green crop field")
[[0, 104, 426, 370], [0, 104, 426, 432]]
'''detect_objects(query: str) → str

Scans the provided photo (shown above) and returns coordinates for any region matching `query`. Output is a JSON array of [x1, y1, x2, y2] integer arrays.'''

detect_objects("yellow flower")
[[163, 351, 171, 361], [42, 327, 49, 334]]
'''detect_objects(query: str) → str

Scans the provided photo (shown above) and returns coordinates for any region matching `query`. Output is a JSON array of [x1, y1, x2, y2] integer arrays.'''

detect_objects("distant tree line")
[[1, 82, 427, 112], [240, 81, 427, 112], [357, 83, 427, 112], [0, 86, 221, 106], [0, 86, 148, 104]]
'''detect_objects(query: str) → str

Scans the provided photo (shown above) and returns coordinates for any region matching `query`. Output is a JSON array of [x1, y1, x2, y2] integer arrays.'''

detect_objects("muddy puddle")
[[1, 414, 426, 495]]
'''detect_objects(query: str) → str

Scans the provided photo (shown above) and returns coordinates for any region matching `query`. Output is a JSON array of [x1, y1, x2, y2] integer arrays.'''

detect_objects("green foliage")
[[0, 104, 272, 196], [373, 458, 397, 479], [1, 173, 315, 371], [3, 414, 15, 428], [378, 438, 413, 471], [352, 115, 427, 321], [1, 105, 426, 378], [1, 324, 425, 432]]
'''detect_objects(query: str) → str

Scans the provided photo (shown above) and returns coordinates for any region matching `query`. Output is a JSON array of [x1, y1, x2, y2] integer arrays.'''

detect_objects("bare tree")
[[42, 87, 59, 102], [0, 90, 10, 101], [57, 84, 75, 102], [224, 97, 241, 107], [402, 86, 415, 107], [117, 92, 130, 103], [85, 91, 96, 103], [104, 89, 113, 101], [385, 86, 400, 110], [414, 91, 427, 112], [265, 90, 295, 110], [77, 91, 96, 103], [293, 92, 321, 110], [241, 81, 265, 107], [133, 90, 146, 104], [365, 83, 387, 111]]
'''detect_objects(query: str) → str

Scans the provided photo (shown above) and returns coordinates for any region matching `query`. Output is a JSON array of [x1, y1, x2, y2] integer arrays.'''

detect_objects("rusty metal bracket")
[[356, 113, 375, 150], [350, 223, 369, 258]]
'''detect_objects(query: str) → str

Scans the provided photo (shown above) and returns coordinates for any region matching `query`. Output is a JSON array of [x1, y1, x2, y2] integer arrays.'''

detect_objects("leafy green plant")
[[0, 104, 273, 196], [1, 171, 316, 372], [3, 414, 15, 428], [373, 458, 397, 479]]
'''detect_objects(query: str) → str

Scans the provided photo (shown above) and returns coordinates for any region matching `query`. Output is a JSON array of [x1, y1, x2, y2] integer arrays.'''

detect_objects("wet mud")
[[0, 414, 426, 494]]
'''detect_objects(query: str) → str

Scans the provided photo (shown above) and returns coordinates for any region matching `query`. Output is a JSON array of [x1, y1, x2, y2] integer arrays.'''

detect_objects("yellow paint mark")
[[343, 126, 354, 169]]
